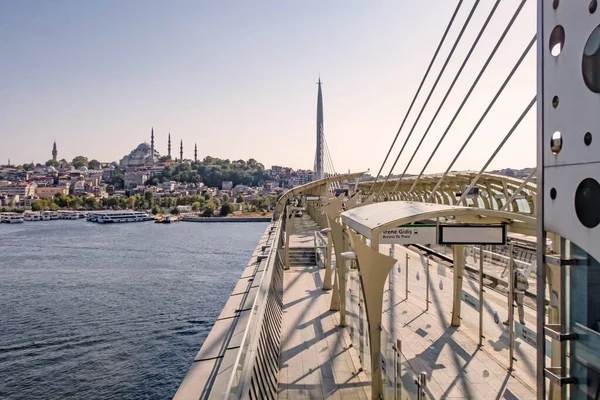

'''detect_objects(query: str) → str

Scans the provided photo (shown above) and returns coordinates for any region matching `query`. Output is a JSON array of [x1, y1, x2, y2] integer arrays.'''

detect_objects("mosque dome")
[[120, 142, 160, 169]]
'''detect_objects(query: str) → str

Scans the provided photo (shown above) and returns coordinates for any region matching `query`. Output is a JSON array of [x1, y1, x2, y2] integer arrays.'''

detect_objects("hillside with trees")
[[146, 157, 268, 188]]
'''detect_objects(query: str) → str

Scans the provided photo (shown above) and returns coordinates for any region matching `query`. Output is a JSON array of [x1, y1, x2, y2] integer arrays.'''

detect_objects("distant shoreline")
[[182, 216, 271, 223]]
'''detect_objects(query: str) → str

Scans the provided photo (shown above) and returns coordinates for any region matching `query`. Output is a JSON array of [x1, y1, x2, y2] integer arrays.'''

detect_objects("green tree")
[[236, 194, 244, 203], [88, 159, 101, 169], [45, 159, 59, 168], [144, 191, 154, 205], [72, 156, 89, 169], [192, 201, 201, 211], [159, 155, 172, 162], [151, 205, 160, 215], [31, 200, 45, 211], [85, 196, 97, 209], [219, 203, 232, 217]]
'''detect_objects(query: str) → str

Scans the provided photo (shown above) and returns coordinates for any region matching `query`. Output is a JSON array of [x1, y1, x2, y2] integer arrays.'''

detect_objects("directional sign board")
[[378, 225, 437, 245], [438, 224, 506, 245]]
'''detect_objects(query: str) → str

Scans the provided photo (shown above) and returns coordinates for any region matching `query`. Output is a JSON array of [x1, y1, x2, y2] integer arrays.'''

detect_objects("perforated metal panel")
[[540, 0, 600, 262]]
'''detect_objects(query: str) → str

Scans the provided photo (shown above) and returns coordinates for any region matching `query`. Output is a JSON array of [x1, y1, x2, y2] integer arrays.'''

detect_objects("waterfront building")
[[35, 185, 69, 199], [162, 181, 176, 192], [0, 194, 19, 207], [123, 172, 149, 190], [0, 182, 36, 198]]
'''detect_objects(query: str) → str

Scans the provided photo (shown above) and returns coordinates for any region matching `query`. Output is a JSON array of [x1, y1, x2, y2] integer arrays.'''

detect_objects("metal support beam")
[[451, 245, 465, 326], [348, 230, 395, 400]]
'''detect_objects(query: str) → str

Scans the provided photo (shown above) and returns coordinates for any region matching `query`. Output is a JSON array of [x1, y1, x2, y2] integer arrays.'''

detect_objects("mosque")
[[119, 128, 162, 169], [119, 128, 196, 169]]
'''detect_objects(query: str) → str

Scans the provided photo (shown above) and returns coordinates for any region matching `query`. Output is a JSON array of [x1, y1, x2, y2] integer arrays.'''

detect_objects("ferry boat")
[[0, 213, 24, 224], [89, 211, 153, 224], [23, 211, 41, 221], [40, 211, 59, 221], [57, 210, 80, 220]]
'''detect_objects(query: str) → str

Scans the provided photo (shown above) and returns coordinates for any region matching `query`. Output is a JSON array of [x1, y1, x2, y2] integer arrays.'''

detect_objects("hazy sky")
[[0, 0, 537, 175]]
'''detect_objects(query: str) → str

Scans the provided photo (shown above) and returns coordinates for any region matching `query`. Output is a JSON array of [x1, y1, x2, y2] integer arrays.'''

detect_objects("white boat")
[[0, 213, 24, 224], [24, 211, 41, 221], [90, 210, 153, 224]]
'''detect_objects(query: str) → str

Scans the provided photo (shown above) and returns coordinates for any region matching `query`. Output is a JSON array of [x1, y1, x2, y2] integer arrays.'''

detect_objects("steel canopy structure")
[[340, 200, 536, 240], [272, 171, 366, 220], [359, 171, 536, 215]]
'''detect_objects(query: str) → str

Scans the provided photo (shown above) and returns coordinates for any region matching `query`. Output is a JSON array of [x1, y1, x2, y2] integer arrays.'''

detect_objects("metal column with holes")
[[538, 1, 600, 398]]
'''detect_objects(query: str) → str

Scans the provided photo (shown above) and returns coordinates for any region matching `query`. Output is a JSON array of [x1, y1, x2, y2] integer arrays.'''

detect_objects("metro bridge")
[[173, 1, 599, 399]]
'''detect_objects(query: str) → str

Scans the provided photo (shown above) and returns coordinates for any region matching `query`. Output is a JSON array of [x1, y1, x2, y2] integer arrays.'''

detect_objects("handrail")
[[224, 220, 283, 398]]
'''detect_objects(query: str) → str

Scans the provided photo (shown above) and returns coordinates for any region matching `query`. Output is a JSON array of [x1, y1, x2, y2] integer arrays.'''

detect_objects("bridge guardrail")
[[173, 220, 283, 400], [225, 219, 284, 399], [313, 230, 327, 269]]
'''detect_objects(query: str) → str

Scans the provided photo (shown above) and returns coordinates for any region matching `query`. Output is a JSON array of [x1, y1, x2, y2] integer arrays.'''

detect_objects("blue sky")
[[0, 0, 536, 175]]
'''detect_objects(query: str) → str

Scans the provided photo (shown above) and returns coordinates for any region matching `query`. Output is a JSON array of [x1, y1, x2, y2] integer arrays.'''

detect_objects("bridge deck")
[[279, 214, 537, 399], [382, 244, 537, 399], [279, 218, 370, 399], [278, 264, 370, 399]]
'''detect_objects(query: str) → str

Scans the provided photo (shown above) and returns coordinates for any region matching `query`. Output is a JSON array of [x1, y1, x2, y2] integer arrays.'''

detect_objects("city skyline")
[[1, 1, 536, 173]]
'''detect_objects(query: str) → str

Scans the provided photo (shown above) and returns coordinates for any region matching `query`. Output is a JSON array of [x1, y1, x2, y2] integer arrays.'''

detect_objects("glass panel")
[[359, 278, 371, 374], [566, 241, 600, 399], [346, 261, 361, 355], [380, 326, 395, 399]]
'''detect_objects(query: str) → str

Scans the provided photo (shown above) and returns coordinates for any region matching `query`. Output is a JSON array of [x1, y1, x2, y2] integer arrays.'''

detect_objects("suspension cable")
[[455, 96, 535, 206], [499, 169, 536, 212], [391, 1, 502, 193], [427, 35, 536, 201], [406, 1, 530, 196], [369, 0, 464, 190], [376, 0, 481, 197]]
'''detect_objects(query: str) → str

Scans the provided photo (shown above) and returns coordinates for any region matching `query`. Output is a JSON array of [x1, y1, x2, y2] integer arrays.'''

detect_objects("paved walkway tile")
[[278, 263, 370, 399], [380, 244, 537, 399]]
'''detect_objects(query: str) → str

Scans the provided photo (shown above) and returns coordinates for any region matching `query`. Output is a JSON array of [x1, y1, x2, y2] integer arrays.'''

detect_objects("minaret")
[[194, 143, 198, 162], [150, 127, 155, 164], [314, 77, 324, 180], [168, 133, 172, 158], [52, 141, 58, 162], [180, 140, 183, 163]]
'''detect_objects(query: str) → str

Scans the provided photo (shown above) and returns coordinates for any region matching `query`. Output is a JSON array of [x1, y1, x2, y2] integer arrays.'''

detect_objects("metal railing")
[[313, 230, 327, 269], [225, 221, 284, 399], [174, 221, 284, 400]]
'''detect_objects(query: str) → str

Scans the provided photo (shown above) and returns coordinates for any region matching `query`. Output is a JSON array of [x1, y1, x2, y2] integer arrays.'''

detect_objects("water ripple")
[[0, 220, 266, 399]]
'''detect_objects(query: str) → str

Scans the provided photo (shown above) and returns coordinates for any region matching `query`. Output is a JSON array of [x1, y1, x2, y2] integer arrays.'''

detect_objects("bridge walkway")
[[278, 216, 370, 399], [382, 244, 538, 399]]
